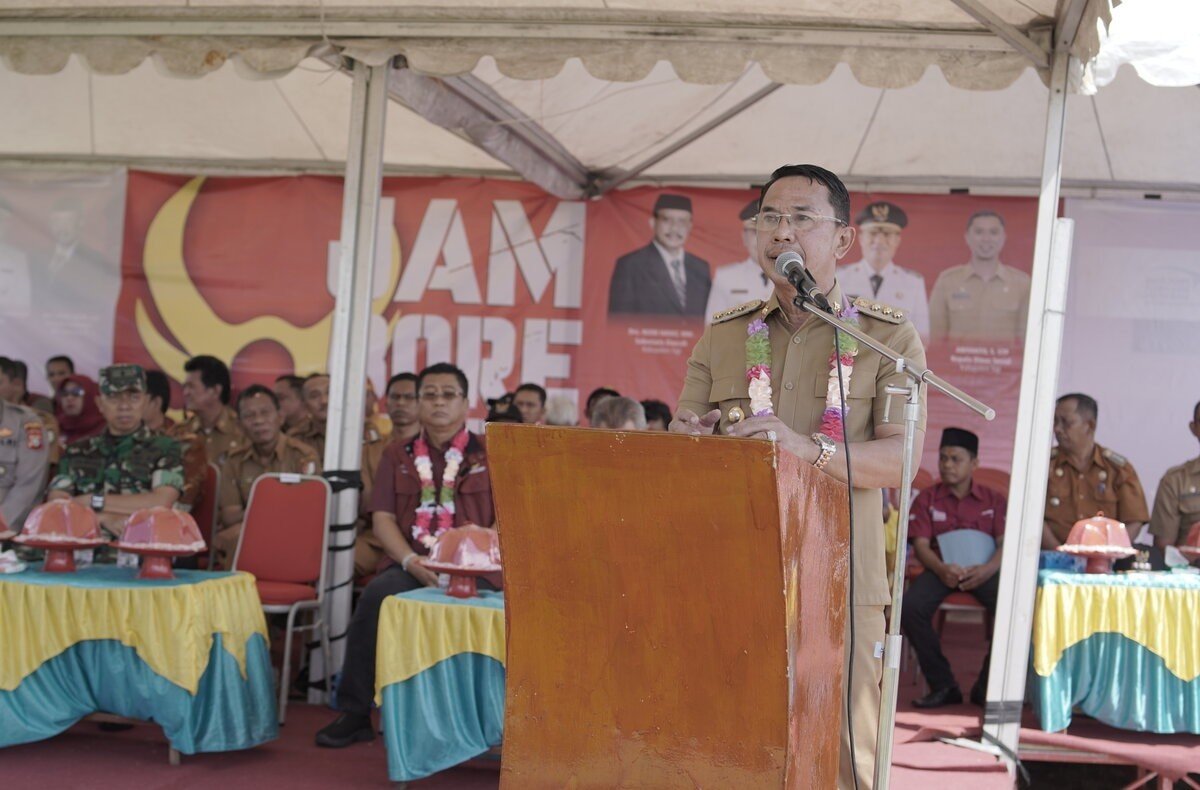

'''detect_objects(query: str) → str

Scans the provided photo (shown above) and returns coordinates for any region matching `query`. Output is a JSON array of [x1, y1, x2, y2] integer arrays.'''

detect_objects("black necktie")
[[870, 273, 883, 297]]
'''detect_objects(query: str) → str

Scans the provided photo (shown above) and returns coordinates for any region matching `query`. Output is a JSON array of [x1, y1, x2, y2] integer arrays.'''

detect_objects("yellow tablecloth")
[[375, 588, 505, 702], [0, 567, 269, 694], [1033, 570, 1200, 682]]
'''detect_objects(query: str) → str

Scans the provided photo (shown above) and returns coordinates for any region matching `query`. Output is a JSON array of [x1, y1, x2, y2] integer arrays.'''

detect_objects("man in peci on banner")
[[608, 194, 711, 317], [839, 201, 930, 344], [671, 164, 927, 790]]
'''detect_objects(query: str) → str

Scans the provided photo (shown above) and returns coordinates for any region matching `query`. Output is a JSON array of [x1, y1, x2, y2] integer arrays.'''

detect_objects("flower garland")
[[412, 429, 471, 549], [744, 301, 861, 440]]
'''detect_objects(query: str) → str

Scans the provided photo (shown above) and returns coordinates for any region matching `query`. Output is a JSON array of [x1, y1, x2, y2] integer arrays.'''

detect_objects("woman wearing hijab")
[[54, 374, 105, 447]]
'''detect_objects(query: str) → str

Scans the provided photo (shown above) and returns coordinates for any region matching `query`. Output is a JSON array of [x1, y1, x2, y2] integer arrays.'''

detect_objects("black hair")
[[0, 356, 17, 380], [1058, 393, 1098, 423], [586, 387, 620, 413], [237, 384, 280, 412], [486, 405, 524, 424], [417, 363, 469, 399], [1194, 400, 1200, 424], [47, 355, 75, 373], [967, 210, 1006, 230], [640, 399, 673, 427], [759, 164, 851, 225], [12, 359, 28, 384], [274, 374, 305, 394], [144, 370, 172, 415], [386, 372, 418, 393], [184, 355, 232, 405], [515, 382, 547, 406]]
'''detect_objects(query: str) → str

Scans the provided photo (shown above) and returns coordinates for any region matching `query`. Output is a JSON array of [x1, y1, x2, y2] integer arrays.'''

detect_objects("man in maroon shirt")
[[902, 428, 1006, 709], [316, 362, 496, 748]]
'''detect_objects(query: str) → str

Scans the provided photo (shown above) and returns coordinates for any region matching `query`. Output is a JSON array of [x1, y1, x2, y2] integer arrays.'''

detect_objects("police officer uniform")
[[929, 262, 1031, 343], [1149, 456, 1200, 548], [0, 400, 50, 530], [679, 285, 927, 790], [1044, 444, 1149, 544], [839, 202, 930, 343]]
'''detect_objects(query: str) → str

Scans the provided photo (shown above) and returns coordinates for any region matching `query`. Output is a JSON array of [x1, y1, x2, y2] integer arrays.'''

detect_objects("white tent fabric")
[[3, 54, 1197, 200], [0, 1, 1110, 88], [1089, 0, 1200, 88]]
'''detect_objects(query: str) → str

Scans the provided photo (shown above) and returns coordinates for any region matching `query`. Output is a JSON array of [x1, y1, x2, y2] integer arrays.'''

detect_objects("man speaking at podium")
[[670, 164, 927, 789]]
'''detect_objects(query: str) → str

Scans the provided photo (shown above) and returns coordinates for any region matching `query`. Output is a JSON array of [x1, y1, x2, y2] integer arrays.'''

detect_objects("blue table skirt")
[[381, 652, 505, 782], [0, 633, 278, 753], [1035, 632, 1200, 734]]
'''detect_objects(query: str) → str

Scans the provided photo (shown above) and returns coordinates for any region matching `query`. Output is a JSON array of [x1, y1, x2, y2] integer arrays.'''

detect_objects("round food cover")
[[428, 525, 501, 571], [1061, 512, 1134, 555], [16, 500, 101, 544], [119, 507, 206, 553]]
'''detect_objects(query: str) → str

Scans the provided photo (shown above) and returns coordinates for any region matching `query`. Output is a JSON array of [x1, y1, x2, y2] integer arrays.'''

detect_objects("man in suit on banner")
[[608, 194, 711, 317]]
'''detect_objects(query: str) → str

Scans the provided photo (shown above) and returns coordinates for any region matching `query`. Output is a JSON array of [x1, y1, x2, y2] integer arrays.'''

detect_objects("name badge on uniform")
[[468, 465, 488, 475], [931, 508, 947, 523], [981, 509, 994, 517]]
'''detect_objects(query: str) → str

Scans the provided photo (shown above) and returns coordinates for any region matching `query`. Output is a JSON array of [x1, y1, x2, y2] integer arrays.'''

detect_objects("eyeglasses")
[[755, 211, 847, 231], [419, 389, 465, 402]]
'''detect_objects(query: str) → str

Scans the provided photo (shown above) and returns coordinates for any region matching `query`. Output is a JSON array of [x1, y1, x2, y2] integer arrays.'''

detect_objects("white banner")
[[1061, 198, 1200, 498], [0, 169, 127, 397]]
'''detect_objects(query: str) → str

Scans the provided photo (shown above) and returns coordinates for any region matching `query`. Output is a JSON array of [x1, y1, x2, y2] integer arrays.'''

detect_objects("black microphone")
[[774, 251, 831, 312]]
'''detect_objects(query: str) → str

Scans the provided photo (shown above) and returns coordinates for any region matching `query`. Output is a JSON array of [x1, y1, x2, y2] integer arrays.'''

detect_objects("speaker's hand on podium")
[[669, 408, 721, 435], [726, 416, 815, 463]]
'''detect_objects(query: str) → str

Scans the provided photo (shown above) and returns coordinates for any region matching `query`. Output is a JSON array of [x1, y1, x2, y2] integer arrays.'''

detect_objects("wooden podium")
[[487, 425, 850, 788]]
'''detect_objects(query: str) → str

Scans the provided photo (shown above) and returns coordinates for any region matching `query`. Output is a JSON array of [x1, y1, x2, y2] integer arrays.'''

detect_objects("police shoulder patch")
[[852, 296, 907, 324], [711, 299, 764, 325], [1102, 448, 1128, 468]]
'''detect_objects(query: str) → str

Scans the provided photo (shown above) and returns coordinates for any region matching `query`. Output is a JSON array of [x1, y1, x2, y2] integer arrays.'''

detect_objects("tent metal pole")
[[307, 57, 389, 703], [980, 41, 1075, 771]]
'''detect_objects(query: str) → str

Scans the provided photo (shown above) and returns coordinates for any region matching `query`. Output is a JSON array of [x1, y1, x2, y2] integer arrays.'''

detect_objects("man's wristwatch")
[[810, 433, 837, 471]]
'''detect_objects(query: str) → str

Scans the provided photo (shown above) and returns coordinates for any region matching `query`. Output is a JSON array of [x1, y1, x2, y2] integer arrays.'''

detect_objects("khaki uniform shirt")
[[0, 401, 50, 529], [1148, 456, 1200, 547], [159, 417, 208, 507], [218, 433, 321, 513], [929, 262, 1031, 343], [288, 416, 325, 460], [1044, 443, 1149, 544], [678, 286, 928, 605], [176, 407, 247, 468]]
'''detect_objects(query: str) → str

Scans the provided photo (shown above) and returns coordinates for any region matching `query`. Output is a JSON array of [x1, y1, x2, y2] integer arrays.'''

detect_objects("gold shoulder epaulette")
[[1102, 448, 1128, 468], [853, 296, 907, 324], [712, 299, 764, 324]]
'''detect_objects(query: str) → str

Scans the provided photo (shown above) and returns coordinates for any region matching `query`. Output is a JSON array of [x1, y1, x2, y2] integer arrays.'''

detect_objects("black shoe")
[[913, 686, 963, 709], [97, 722, 135, 732], [315, 713, 375, 748], [970, 683, 987, 707]]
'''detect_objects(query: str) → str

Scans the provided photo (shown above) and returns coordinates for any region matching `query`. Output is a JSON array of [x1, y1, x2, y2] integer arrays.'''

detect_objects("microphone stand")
[[790, 289, 994, 790]]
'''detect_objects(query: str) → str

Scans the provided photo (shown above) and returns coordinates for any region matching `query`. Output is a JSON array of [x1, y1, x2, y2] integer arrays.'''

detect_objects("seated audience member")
[[384, 373, 421, 445], [901, 428, 1005, 708], [316, 363, 494, 749], [585, 387, 620, 425], [544, 395, 578, 427], [486, 404, 523, 423], [1149, 399, 1200, 550], [54, 374, 105, 445], [273, 374, 309, 433], [640, 399, 672, 431], [178, 355, 246, 466], [0, 358, 53, 413], [512, 383, 547, 425], [1044, 393, 1148, 549], [292, 373, 389, 576], [486, 391, 515, 417], [47, 365, 184, 544], [45, 355, 75, 396], [144, 369, 208, 509], [0, 396, 51, 530], [214, 385, 320, 566], [591, 396, 647, 431]]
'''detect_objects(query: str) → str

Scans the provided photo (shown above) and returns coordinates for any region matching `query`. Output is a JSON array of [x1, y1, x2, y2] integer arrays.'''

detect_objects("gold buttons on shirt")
[[727, 406, 744, 424], [1098, 471, 1107, 481], [1049, 497, 1060, 506], [1055, 468, 1063, 477], [784, 382, 794, 391]]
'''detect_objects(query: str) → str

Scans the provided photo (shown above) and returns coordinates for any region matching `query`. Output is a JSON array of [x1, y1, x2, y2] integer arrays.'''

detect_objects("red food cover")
[[1061, 512, 1134, 554], [17, 500, 101, 544], [118, 507, 206, 553], [428, 525, 501, 571]]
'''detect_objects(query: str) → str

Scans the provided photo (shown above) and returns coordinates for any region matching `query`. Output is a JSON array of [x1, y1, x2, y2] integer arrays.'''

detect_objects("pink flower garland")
[[412, 429, 471, 549]]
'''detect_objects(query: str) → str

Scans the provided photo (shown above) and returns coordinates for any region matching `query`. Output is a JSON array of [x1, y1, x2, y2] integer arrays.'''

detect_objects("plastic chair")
[[189, 463, 220, 569], [972, 467, 1011, 497], [232, 473, 332, 724], [912, 468, 935, 493]]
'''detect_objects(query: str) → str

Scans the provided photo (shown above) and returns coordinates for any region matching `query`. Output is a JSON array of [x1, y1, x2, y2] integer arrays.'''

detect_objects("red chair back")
[[913, 468, 935, 492], [973, 467, 1011, 497], [191, 463, 220, 557], [233, 474, 331, 586]]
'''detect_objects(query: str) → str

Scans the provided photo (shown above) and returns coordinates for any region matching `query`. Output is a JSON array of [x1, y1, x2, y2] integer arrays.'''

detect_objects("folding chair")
[[232, 472, 332, 724]]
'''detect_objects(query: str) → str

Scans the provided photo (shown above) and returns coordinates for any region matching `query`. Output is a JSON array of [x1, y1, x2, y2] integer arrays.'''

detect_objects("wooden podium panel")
[[488, 426, 850, 788]]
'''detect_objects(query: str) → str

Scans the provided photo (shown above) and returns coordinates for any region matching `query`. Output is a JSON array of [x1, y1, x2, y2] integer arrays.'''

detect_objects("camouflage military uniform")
[[49, 426, 186, 539]]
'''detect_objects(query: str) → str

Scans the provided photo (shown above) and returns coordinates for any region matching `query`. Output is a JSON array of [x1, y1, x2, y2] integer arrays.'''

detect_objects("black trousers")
[[900, 569, 1000, 693], [335, 565, 497, 715]]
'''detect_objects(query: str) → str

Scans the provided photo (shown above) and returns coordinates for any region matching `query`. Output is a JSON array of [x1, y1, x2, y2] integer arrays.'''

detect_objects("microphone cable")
[[833, 325, 861, 790]]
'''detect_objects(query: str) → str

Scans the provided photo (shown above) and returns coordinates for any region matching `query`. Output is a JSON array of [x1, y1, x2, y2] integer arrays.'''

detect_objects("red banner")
[[118, 172, 1036, 473]]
